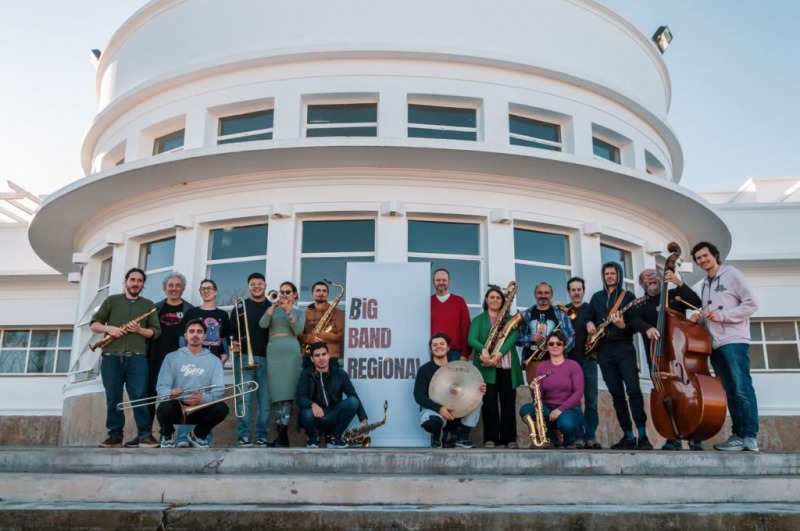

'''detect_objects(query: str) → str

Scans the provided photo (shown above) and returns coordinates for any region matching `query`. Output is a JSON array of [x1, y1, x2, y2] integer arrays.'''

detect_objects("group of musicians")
[[91, 239, 760, 452]]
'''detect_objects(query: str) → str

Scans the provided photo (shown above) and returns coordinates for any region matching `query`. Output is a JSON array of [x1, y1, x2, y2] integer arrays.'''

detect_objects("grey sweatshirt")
[[156, 347, 225, 403], [697, 265, 759, 349]]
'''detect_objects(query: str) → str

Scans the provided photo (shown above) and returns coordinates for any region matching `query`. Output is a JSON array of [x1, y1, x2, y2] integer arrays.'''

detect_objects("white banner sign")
[[344, 262, 430, 447]]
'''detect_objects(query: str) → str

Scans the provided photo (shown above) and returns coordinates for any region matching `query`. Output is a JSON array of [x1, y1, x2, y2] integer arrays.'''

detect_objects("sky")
[[0, 1, 798, 196]]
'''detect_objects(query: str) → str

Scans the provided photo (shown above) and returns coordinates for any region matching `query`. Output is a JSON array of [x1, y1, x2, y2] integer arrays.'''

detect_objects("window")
[[645, 150, 666, 179], [0, 329, 73, 375], [509, 115, 561, 152], [408, 220, 482, 311], [306, 103, 377, 137], [750, 321, 800, 371], [408, 104, 477, 141], [513, 229, 571, 309], [153, 129, 185, 155], [78, 256, 113, 327], [593, 137, 620, 164], [218, 110, 274, 144], [300, 220, 375, 303], [206, 224, 269, 306], [140, 237, 176, 302]]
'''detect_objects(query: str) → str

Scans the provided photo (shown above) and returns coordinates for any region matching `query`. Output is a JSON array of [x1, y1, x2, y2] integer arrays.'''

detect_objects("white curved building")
[[1, 0, 797, 447]]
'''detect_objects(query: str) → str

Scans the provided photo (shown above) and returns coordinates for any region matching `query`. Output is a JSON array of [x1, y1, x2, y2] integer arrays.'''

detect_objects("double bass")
[[649, 242, 727, 441]]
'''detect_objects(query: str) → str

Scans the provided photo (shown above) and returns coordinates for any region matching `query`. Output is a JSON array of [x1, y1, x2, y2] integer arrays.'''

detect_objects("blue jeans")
[[100, 354, 151, 439], [299, 396, 360, 438], [579, 359, 599, 441], [711, 343, 759, 438], [597, 343, 647, 433], [519, 403, 584, 446], [234, 355, 271, 440]]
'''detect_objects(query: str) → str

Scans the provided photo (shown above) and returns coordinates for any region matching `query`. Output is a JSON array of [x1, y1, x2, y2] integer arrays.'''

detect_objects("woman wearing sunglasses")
[[260, 281, 306, 447], [519, 330, 584, 449]]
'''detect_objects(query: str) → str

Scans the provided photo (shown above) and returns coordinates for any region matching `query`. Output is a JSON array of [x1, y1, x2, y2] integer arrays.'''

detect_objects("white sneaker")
[[714, 435, 744, 451], [743, 437, 759, 452], [160, 435, 175, 448]]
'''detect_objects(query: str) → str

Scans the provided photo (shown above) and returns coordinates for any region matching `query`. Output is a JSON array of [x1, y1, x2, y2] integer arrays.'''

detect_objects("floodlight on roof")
[[652, 26, 673, 54]]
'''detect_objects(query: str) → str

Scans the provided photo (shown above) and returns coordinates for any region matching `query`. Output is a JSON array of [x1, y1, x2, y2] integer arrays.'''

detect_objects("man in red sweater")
[[430, 268, 472, 361]]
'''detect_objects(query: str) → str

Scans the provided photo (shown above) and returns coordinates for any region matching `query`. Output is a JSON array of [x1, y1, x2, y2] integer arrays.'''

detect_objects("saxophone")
[[522, 371, 552, 449], [342, 401, 388, 447], [483, 281, 521, 364], [303, 279, 345, 357]]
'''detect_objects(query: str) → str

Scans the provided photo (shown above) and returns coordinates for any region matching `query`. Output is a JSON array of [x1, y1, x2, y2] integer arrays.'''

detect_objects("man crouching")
[[296, 342, 367, 448], [156, 318, 228, 448]]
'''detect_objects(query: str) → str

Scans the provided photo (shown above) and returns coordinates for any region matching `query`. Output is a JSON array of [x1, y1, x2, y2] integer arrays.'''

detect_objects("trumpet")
[[267, 290, 280, 303]]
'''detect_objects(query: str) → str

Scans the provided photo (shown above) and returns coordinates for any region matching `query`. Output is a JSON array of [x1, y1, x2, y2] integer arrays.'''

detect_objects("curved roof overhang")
[[32, 140, 727, 274]]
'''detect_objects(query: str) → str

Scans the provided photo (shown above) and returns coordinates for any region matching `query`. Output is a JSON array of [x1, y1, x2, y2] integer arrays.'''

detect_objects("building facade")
[[1, 0, 797, 447]]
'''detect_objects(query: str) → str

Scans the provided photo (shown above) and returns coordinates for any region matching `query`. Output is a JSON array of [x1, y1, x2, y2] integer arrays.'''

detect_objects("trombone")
[[232, 297, 260, 418]]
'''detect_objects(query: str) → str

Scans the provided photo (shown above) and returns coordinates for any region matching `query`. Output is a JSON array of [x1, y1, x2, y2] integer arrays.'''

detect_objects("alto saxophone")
[[342, 401, 388, 447], [303, 279, 345, 357], [522, 371, 552, 449]]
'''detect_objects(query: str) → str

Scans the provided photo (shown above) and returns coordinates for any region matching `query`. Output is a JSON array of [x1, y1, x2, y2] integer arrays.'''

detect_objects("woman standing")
[[519, 330, 584, 448], [468, 285, 523, 448], [259, 281, 305, 447]]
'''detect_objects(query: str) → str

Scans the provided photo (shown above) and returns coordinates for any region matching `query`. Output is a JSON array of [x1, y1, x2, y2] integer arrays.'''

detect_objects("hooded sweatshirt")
[[156, 347, 225, 403], [585, 262, 639, 346], [697, 265, 759, 349]]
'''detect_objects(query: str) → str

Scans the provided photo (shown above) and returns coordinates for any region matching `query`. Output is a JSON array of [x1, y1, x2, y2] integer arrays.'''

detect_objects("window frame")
[[0, 328, 73, 376], [217, 109, 275, 144], [304, 102, 378, 138], [750, 320, 800, 372], [512, 226, 573, 310], [204, 222, 270, 307], [508, 113, 562, 152], [407, 102, 479, 141], [153, 129, 185, 155]]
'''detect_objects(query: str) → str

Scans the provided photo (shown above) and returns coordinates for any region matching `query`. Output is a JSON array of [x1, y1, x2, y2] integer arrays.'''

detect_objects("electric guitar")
[[584, 297, 645, 357]]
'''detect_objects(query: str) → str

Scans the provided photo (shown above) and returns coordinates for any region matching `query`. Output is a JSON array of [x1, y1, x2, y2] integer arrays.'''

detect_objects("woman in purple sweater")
[[519, 330, 585, 448]]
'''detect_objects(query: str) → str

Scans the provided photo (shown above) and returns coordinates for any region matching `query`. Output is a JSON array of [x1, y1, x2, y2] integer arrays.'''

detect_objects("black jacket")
[[296, 365, 368, 422], [585, 262, 640, 346]]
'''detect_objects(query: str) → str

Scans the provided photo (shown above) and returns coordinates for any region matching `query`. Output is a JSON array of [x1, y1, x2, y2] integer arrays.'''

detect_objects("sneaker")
[[637, 436, 653, 450], [123, 437, 139, 448], [238, 436, 254, 448], [455, 438, 476, 449], [610, 436, 637, 450], [574, 441, 585, 449], [507, 441, 519, 449], [176, 434, 191, 448], [188, 431, 210, 449], [254, 438, 268, 448], [160, 435, 175, 448], [743, 437, 759, 452], [430, 431, 443, 449], [690, 441, 705, 451], [714, 435, 744, 451], [139, 435, 159, 448], [562, 444, 576, 450], [661, 439, 683, 451], [306, 436, 320, 448], [585, 440, 602, 450], [329, 436, 348, 449], [99, 436, 123, 448], [484, 441, 496, 448]]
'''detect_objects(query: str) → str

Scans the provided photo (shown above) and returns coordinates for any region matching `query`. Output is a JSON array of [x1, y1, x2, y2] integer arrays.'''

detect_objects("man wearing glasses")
[[183, 278, 231, 365]]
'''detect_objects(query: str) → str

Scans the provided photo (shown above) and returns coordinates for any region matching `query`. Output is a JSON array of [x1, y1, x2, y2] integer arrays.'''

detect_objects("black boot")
[[275, 425, 289, 447]]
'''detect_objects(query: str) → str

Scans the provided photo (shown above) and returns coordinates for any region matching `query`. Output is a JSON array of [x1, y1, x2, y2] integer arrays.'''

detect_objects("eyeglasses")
[[280, 289, 293, 295], [547, 341, 564, 347], [199, 286, 216, 292]]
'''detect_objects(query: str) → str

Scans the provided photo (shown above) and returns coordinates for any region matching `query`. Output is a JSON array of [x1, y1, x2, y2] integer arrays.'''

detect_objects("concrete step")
[[1, 502, 799, 530]]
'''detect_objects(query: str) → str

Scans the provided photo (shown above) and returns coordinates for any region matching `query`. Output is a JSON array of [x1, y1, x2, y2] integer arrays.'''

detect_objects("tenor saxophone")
[[302, 279, 345, 357], [522, 371, 553, 449], [342, 400, 388, 447]]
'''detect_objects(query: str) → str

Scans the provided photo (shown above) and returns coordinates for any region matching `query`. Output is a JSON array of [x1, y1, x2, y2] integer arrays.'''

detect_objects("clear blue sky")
[[1, 1, 797, 195]]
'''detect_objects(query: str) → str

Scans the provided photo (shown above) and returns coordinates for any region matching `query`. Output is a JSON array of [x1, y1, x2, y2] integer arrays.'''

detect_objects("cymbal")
[[428, 361, 485, 418]]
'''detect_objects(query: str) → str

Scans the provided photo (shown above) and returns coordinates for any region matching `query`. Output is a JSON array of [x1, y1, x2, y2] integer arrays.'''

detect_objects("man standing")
[[430, 268, 472, 361], [414, 332, 485, 448], [147, 272, 194, 436], [691, 241, 760, 452], [564, 276, 601, 450], [516, 282, 575, 381], [90, 267, 161, 448], [296, 342, 367, 448], [585, 262, 652, 450], [183, 279, 231, 365], [633, 268, 704, 450], [156, 318, 229, 448], [230, 272, 272, 448], [300, 280, 345, 369]]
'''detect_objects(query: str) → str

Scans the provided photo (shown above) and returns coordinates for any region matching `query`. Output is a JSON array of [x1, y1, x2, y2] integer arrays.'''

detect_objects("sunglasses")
[[547, 341, 564, 347], [280, 289, 293, 295]]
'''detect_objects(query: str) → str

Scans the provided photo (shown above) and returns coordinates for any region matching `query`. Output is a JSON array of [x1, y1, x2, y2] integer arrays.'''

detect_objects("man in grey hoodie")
[[156, 318, 229, 448], [691, 241, 760, 452]]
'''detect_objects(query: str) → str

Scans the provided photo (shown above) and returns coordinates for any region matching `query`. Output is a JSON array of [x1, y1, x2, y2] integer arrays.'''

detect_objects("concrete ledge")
[[1, 502, 799, 530]]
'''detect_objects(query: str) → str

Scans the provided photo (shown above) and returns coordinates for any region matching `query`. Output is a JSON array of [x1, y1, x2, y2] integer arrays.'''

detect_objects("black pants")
[[156, 399, 229, 440], [597, 343, 646, 433], [482, 368, 516, 445]]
